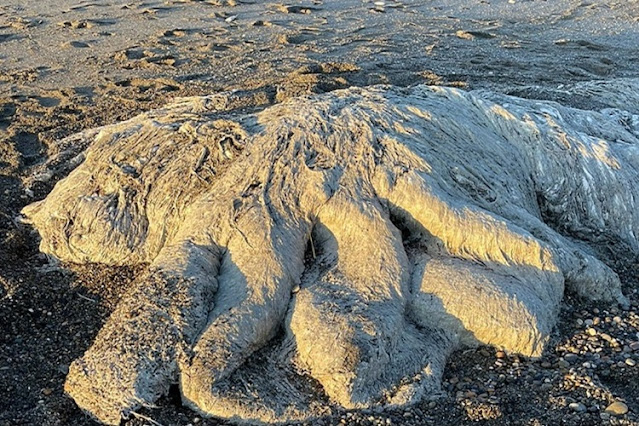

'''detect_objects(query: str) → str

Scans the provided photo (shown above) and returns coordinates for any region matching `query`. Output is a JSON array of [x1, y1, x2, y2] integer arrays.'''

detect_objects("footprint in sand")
[[554, 38, 607, 51], [0, 33, 22, 43], [160, 28, 188, 37], [273, 4, 322, 14], [63, 40, 90, 48], [9, 17, 42, 30], [58, 20, 93, 29], [201, 0, 238, 6]]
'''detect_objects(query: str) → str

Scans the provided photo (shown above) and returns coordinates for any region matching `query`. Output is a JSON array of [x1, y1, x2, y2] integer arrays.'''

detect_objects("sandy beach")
[[2, 1, 639, 425]]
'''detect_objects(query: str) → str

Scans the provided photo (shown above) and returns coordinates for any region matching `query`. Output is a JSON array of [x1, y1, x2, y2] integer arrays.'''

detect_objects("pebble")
[[587, 328, 597, 336], [605, 401, 629, 416], [564, 353, 578, 363], [625, 358, 636, 366], [569, 402, 587, 413], [629, 341, 639, 351], [600, 333, 613, 342], [558, 360, 570, 368]]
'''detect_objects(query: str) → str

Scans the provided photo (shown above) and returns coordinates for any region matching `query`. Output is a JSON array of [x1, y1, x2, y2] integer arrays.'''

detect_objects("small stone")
[[42, 388, 53, 396], [629, 341, 639, 351], [625, 358, 636, 366], [564, 353, 578, 363], [541, 361, 552, 368], [496, 350, 506, 358], [569, 402, 587, 413], [605, 401, 628, 416], [587, 328, 597, 336], [558, 360, 570, 368], [600, 333, 613, 342], [585, 319, 594, 326]]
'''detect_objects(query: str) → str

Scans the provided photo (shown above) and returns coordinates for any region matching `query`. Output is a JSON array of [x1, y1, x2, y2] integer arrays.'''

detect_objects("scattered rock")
[[558, 360, 570, 368], [569, 402, 587, 413], [564, 353, 578, 363], [58, 20, 93, 29], [605, 401, 628, 416]]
